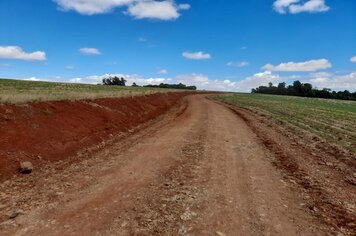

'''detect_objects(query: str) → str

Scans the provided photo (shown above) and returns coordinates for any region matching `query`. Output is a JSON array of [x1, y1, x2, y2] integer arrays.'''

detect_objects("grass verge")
[[214, 93, 356, 153], [0, 78, 178, 104]]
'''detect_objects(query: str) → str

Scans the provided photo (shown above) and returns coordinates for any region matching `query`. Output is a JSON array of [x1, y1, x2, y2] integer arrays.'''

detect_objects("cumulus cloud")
[[175, 70, 355, 92], [0, 46, 46, 61], [307, 72, 356, 91], [21, 73, 171, 86], [235, 71, 282, 92], [127, 1, 188, 20], [273, 0, 330, 14], [227, 61, 249, 68], [351, 56, 356, 63], [54, 0, 190, 20], [233, 70, 355, 92], [176, 73, 210, 86], [182, 51, 211, 60], [273, 0, 299, 13], [79, 47, 101, 55], [72, 73, 172, 85], [309, 71, 332, 78], [157, 69, 168, 74], [54, 0, 133, 15], [262, 59, 332, 72], [176, 73, 239, 91]]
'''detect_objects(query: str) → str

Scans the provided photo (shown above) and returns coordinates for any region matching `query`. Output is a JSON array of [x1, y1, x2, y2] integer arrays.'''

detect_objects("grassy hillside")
[[214, 93, 356, 153], [0, 79, 174, 104]]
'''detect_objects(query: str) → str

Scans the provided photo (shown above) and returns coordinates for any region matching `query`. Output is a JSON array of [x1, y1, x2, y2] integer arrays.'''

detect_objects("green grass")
[[214, 93, 356, 153], [0, 78, 177, 104]]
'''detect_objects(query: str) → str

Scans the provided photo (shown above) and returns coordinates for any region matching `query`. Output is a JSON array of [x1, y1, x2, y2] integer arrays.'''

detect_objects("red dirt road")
[[0, 95, 355, 235]]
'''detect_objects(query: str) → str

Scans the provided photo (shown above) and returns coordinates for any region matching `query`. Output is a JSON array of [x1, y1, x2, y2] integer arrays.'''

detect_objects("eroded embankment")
[[0, 92, 191, 181]]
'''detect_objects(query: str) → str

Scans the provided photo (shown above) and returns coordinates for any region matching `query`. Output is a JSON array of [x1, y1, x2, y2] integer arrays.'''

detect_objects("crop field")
[[0, 78, 173, 104], [214, 93, 356, 153]]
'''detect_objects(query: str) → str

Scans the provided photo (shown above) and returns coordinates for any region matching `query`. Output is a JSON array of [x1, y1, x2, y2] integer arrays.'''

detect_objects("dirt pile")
[[0, 92, 191, 181]]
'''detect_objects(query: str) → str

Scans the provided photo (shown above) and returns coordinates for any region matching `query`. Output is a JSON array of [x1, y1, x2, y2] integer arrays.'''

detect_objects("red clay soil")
[[0, 92, 191, 181]]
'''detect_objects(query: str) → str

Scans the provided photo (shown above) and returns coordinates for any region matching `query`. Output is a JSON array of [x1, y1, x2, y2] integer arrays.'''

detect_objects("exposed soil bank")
[[0, 92, 192, 181]]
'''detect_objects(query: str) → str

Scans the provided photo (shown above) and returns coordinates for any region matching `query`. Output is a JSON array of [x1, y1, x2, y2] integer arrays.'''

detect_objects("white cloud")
[[309, 72, 332, 78], [128, 1, 180, 20], [285, 74, 303, 80], [351, 56, 356, 63], [65, 65, 75, 69], [273, 0, 299, 13], [0, 46, 46, 61], [63, 72, 280, 92], [176, 73, 239, 91], [54, 0, 190, 20], [178, 3, 191, 10], [0, 63, 11, 67], [54, 0, 134, 15], [307, 72, 356, 91], [157, 69, 168, 74], [177, 73, 210, 86], [145, 77, 170, 84], [23, 76, 52, 82], [289, 0, 330, 14], [182, 51, 211, 60], [72, 73, 171, 85], [235, 71, 282, 92], [227, 61, 249, 68], [79, 47, 101, 55], [69, 78, 82, 83], [20, 73, 170, 86], [24, 77, 42, 81], [232, 70, 355, 92], [262, 59, 332, 72], [273, 0, 330, 14]]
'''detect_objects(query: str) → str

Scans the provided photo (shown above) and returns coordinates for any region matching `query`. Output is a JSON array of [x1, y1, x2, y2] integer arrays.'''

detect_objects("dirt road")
[[0, 95, 353, 235]]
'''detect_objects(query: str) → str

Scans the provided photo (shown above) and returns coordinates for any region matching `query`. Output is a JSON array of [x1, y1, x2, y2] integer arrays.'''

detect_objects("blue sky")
[[0, 0, 355, 91]]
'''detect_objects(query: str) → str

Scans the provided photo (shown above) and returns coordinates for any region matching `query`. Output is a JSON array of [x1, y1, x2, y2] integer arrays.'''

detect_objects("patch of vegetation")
[[102, 76, 127, 86], [143, 83, 197, 90], [214, 93, 356, 153], [0, 78, 178, 104], [101, 76, 197, 90], [252, 80, 356, 101]]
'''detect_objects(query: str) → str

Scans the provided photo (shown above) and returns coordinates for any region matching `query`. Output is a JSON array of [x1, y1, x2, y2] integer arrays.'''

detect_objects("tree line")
[[143, 83, 197, 90], [102, 76, 127, 86], [251, 81, 356, 101], [102, 76, 196, 90]]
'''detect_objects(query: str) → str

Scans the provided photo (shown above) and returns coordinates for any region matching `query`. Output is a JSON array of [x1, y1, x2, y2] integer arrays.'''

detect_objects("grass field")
[[214, 93, 356, 153], [0, 78, 174, 104]]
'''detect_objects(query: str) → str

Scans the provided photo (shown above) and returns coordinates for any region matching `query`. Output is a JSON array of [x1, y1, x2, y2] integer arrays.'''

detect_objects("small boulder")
[[19, 161, 33, 174]]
